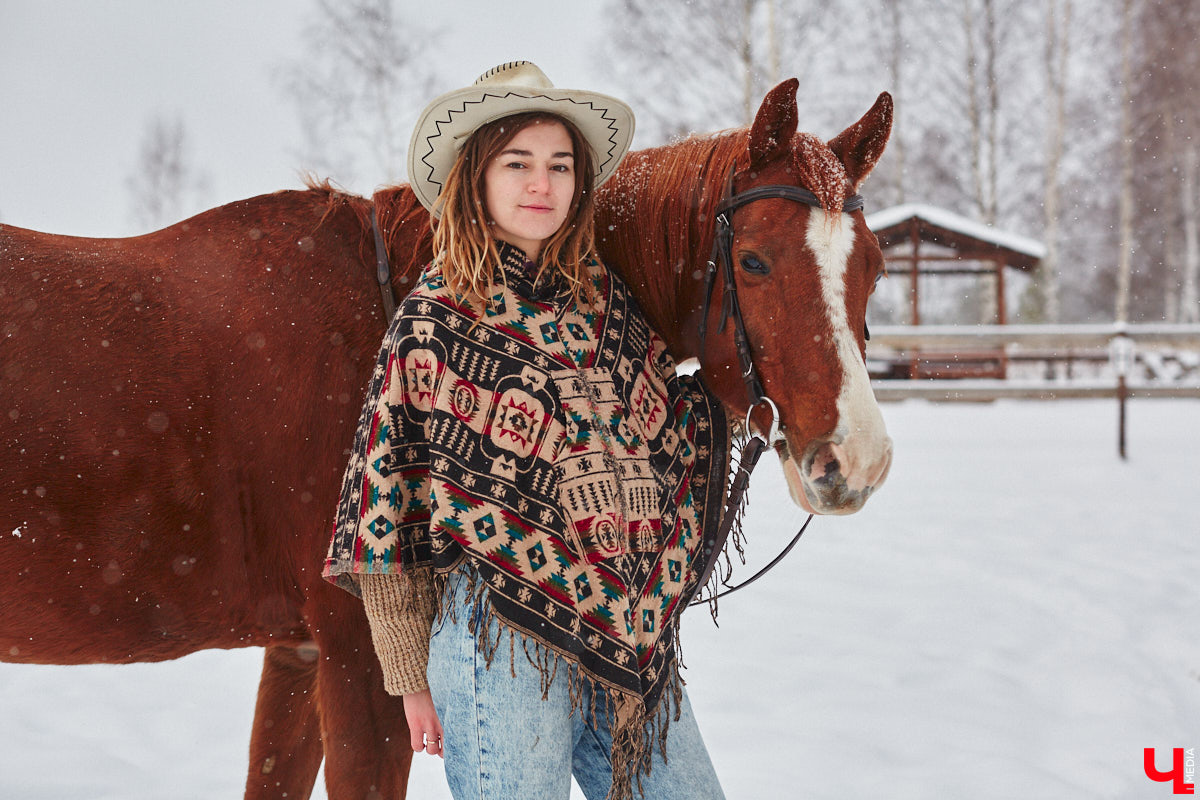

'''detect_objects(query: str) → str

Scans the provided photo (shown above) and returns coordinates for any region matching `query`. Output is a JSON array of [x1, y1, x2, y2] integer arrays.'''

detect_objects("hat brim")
[[407, 86, 635, 217]]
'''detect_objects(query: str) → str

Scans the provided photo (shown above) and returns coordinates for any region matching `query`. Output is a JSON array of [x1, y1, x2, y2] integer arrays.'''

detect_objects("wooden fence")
[[866, 323, 1200, 457]]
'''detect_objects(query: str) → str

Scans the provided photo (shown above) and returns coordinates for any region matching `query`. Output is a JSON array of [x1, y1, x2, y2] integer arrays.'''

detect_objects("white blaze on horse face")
[[781, 208, 893, 514]]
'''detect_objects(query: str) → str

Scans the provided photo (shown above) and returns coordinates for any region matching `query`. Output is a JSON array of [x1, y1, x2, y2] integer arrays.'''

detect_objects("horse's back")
[[0, 190, 382, 663]]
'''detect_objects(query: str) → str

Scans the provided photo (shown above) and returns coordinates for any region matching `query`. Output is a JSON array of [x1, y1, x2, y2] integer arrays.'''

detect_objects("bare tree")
[[867, 0, 908, 207], [863, 0, 1163, 325], [599, 0, 1162, 326], [960, 0, 999, 225], [1114, 0, 1136, 325], [601, 0, 757, 144], [1037, 0, 1071, 323], [902, 0, 1044, 223], [600, 0, 861, 146], [126, 114, 210, 232], [765, 0, 780, 90], [1129, 0, 1200, 323], [1181, 139, 1200, 323], [931, 0, 1039, 321], [280, 0, 441, 188]]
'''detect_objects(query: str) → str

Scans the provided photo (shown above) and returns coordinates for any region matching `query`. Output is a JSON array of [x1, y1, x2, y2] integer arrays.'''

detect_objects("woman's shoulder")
[[390, 259, 487, 338], [407, 258, 446, 294], [397, 260, 455, 310], [585, 252, 612, 273], [588, 253, 649, 319], [583, 252, 622, 295]]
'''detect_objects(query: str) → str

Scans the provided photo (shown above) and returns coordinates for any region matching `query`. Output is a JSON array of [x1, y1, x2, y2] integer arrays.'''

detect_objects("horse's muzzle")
[[779, 433, 893, 515]]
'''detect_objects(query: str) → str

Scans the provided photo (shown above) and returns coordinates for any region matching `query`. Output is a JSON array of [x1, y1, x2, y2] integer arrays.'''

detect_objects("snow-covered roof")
[[867, 203, 1047, 261]]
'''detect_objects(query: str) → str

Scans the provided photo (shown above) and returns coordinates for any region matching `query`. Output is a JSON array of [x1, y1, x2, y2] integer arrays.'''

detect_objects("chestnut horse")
[[0, 80, 891, 798]]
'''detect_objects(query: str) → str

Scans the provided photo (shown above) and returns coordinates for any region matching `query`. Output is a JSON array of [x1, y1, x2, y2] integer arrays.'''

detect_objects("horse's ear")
[[827, 91, 893, 191], [749, 78, 800, 168]]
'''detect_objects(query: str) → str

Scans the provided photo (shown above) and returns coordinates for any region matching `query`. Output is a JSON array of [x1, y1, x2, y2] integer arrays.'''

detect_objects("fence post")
[[1117, 374, 1128, 459], [1110, 333, 1134, 459]]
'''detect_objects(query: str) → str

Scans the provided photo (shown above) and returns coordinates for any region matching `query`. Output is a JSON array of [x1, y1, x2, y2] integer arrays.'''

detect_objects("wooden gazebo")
[[866, 204, 1045, 378]]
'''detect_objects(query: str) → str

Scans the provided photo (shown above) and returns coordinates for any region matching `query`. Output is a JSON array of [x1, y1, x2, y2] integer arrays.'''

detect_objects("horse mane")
[[371, 185, 434, 279], [301, 175, 434, 281], [599, 130, 749, 294], [598, 127, 847, 318]]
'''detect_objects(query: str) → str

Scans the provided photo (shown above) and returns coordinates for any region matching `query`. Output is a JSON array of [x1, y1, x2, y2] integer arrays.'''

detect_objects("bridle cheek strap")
[[697, 179, 864, 415], [707, 210, 766, 408], [689, 177, 865, 608]]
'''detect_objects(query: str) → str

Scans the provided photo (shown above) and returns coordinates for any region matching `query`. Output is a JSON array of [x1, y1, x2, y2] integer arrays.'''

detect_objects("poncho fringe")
[[434, 562, 690, 800]]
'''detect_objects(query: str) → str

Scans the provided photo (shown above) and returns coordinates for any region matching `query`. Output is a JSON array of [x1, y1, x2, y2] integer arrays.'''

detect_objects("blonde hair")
[[431, 112, 598, 308]]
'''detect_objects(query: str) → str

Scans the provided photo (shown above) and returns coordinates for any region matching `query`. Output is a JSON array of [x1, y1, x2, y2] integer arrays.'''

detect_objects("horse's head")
[[691, 82, 894, 515]]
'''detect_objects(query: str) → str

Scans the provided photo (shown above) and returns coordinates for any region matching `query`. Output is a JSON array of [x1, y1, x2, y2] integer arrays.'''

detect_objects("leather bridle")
[[697, 178, 865, 413], [686, 176, 866, 607]]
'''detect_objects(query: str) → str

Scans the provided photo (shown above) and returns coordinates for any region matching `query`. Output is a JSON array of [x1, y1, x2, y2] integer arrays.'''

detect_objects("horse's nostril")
[[803, 441, 843, 483]]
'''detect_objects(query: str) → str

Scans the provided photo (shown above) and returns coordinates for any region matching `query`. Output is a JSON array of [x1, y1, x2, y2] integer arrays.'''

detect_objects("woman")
[[324, 62, 730, 800]]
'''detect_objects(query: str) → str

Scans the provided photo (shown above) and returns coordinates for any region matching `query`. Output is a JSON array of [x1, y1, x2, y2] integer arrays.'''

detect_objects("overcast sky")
[[0, 1, 607, 237]]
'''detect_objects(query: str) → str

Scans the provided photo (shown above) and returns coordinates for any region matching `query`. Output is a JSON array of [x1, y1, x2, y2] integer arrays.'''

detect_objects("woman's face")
[[483, 119, 575, 261]]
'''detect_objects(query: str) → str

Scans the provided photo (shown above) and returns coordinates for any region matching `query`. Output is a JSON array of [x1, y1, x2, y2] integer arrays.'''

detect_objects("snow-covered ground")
[[1, 399, 1196, 799]]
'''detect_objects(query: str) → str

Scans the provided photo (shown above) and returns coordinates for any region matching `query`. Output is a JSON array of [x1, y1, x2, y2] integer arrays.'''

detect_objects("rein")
[[687, 177, 865, 607]]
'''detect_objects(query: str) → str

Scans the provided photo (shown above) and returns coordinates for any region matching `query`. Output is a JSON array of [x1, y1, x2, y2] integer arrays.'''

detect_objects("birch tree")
[[1038, 0, 1071, 323], [280, 0, 440, 188], [863, 0, 908, 208], [600, 0, 862, 146], [930, 0, 1036, 321]]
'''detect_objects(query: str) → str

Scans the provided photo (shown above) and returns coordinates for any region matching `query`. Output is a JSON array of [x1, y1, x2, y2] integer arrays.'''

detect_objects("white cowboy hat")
[[407, 61, 635, 216]]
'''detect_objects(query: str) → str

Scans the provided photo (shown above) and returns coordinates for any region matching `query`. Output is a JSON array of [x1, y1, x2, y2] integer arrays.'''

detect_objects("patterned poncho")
[[324, 243, 730, 792]]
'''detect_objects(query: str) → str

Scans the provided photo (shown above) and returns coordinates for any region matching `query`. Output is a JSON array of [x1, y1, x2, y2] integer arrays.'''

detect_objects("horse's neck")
[[597, 152, 712, 361]]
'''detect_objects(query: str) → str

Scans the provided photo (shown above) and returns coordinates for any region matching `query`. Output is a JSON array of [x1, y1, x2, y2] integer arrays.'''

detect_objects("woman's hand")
[[403, 689, 444, 758]]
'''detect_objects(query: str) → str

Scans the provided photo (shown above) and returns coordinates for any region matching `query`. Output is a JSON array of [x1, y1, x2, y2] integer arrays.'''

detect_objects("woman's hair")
[[432, 111, 598, 307]]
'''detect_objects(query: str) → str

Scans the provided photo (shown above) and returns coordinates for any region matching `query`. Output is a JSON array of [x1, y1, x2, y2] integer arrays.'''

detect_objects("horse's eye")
[[740, 255, 769, 275]]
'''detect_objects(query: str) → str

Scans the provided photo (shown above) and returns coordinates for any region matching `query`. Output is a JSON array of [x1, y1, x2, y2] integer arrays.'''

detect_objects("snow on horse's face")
[[708, 83, 894, 515]]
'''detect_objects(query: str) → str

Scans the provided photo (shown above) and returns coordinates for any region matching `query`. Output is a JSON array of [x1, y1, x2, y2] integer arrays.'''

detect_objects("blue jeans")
[[427, 573, 725, 800]]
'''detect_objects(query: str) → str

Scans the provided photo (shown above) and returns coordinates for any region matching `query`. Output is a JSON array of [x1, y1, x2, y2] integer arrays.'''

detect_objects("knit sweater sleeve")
[[358, 569, 438, 696]]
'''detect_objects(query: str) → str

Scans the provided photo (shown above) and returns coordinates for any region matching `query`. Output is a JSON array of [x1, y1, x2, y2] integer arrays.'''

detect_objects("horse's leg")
[[307, 588, 413, 800], [244, 643, 325, 800]]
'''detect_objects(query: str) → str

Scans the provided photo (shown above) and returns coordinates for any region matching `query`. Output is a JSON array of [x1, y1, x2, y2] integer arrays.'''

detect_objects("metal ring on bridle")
[[745, 396, 783, 446]]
